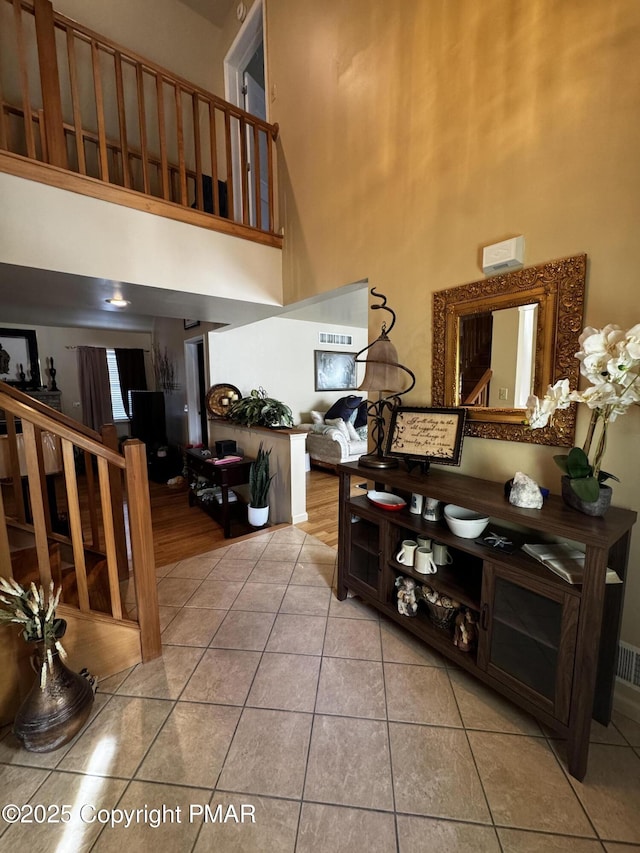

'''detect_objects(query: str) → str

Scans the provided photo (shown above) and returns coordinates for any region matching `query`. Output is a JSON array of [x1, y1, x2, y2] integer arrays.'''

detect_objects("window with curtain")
[[106, 349, 129, 421]]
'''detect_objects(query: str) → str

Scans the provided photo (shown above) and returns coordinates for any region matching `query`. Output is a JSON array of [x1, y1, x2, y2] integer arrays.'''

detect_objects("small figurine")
[[453, 608, 478, 652], [395, 575, 419, 617]]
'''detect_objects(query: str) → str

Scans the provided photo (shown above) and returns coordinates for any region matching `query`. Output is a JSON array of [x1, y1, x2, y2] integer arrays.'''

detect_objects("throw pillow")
[[310, 410, 326, 424], [325, 395, 362, 423], [355, 424, 368, 440], [353, 400, 368, 429], [325, 417, 351, 441]]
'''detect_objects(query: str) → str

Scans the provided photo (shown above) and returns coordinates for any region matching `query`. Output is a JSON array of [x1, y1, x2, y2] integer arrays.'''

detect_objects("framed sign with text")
[[386, 407, 467, 467]]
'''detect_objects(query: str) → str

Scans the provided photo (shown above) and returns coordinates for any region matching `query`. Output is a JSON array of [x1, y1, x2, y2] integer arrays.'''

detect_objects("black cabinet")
[[184, 449, 252, 538]]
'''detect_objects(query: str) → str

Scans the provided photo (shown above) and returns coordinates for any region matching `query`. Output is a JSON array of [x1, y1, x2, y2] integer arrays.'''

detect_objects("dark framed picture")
[[314, 350, 357, 392], [386, 406, 467, 466], [0, 328, 41, 389], [184, 319, 200, 330]]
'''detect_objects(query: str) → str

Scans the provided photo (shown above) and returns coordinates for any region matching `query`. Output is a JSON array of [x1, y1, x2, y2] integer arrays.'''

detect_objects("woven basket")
[[425, 602, 458, 631]]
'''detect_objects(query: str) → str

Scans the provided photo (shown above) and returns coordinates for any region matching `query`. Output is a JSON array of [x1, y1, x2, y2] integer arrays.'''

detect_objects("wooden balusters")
[[13, 0, 36, 160], [1, 0, 280, 238], [208, 101, 220, 216], [114, 51, 131, 188], [123, 440, 161, 662], [66, 27, 86, 174], [21, 421, 51, 586], [135, 62, 150, 194], [156, 73, 170, 200], [61, 438, 90, 612]]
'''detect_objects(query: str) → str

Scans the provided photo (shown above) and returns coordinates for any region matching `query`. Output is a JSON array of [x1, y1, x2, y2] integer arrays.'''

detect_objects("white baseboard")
[[292, 512, 309, 524], [613, 679, 640, 723]]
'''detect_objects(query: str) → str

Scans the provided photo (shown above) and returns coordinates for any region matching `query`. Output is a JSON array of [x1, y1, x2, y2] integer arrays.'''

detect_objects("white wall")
[[208, 316, 368, 424], [0, 174, 283, 309], [0, 322, 152, 424]]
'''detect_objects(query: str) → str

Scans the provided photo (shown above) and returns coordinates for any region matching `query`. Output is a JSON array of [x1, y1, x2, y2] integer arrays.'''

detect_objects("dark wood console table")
[[184, 449, 253, 538], [337, 461, 637, 781]]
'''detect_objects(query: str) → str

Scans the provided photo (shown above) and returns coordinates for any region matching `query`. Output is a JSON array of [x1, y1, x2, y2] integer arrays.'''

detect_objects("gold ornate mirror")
[[431, 254, 586, 445]]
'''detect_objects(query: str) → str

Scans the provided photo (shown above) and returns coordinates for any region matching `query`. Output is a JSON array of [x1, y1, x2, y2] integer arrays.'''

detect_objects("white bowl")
[[444, 504, 490, 538]]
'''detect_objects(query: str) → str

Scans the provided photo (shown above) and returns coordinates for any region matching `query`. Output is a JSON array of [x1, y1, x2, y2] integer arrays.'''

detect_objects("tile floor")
[[1, 526, 640, 852]]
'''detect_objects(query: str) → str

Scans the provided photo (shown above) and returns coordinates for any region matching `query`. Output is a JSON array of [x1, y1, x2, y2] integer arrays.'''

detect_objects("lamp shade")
[[357, 334, 405, 393]]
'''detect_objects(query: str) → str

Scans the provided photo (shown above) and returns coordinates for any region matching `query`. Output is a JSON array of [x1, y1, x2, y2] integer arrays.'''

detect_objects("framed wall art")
[[0, 328, 41, 389], [386, 406, 467, 467], [314, 350, 357, 391]]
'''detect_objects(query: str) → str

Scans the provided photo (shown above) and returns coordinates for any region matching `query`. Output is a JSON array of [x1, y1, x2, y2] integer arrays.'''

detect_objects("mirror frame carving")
[[431, 254, 586, 445]]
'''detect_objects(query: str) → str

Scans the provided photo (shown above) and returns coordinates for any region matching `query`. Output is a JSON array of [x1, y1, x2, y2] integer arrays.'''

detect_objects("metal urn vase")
[[13, 620, 95, 753]]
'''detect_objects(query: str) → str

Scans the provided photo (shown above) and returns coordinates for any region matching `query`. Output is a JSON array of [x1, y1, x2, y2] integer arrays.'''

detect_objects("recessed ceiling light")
[[105, 298, 130, 307]]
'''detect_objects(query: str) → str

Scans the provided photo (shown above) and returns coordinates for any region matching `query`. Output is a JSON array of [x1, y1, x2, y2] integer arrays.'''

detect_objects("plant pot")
[[13, 620, 95, 753], [248, 504, 269, 527], [561, 476, 612, 517]]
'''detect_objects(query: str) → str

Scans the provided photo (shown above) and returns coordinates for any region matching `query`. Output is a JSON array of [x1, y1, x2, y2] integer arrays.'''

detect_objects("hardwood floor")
[[149, 467, 341, 565]]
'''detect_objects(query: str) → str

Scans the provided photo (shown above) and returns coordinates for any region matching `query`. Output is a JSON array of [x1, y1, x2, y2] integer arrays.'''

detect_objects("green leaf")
[[552, 454, 570, 475], [566, 447, 592, 479], [570, 476, 600, 502], [598, 469, 620, 484]]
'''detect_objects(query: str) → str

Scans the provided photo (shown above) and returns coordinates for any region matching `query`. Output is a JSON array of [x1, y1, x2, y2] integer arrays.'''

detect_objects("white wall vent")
[[319, 332, 353, 346], [616, 641, 640, 691]]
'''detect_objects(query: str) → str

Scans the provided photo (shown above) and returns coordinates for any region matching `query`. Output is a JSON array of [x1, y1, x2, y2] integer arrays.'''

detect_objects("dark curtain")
[[77, 347, 112, 430], [115, 348, 147, 418]]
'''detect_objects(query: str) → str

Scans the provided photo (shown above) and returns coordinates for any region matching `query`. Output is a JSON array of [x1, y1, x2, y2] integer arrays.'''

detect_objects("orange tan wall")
[[266, 0, 640, 645]]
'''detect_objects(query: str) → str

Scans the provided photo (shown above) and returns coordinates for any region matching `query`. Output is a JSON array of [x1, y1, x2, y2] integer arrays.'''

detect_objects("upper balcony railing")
[[0, 0, 281, 246]]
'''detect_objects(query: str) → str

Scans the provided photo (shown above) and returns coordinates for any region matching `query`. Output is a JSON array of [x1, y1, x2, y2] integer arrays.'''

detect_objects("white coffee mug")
[[422, 497, 443, 522], [410, 493, 424, 515], [415, 546, 438, 574], [417, 536, 432, 549], [432, 542, 453, 565], [396, 540, 418, 566]]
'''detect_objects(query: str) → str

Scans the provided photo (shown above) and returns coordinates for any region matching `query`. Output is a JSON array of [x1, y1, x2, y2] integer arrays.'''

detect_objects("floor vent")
[[616, 641, 640, 691], [319, 332, 353, 346]]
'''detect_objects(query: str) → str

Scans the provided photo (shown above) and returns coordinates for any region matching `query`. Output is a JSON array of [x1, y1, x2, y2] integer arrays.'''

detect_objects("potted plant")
[[248, 442, 274, 526], [228, 387, 293, 428], [526, 323, 640, 514]]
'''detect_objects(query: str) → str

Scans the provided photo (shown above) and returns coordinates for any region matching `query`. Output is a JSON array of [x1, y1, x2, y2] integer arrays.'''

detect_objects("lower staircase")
[[0, 383, 161, 726]]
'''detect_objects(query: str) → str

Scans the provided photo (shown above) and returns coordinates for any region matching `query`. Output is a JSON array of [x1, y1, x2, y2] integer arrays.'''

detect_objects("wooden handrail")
[[463, 368, 493, 406], [0, 382, 161, 663], [0, 382, 102, 442], [0, 0, 280, 238]]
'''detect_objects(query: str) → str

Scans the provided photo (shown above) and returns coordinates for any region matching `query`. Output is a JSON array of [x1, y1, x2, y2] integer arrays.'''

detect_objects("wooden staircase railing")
[[0, 381, 161, 665], [0, 0, 281, 245]]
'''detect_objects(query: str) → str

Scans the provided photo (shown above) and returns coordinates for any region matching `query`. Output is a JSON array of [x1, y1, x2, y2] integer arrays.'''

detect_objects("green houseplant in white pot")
[[248, 442, 274, 527]]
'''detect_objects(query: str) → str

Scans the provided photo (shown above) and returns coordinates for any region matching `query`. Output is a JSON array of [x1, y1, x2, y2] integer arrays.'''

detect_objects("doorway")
[[224, 0, 268, 228], [184, 336, 208, 446]]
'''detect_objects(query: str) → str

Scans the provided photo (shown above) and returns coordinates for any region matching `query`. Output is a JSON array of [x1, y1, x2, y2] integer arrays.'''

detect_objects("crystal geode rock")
[[508, 471, 543, 509]]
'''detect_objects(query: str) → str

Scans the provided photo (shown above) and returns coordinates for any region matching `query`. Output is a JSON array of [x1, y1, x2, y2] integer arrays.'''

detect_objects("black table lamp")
[[356, 288, 415, 469]]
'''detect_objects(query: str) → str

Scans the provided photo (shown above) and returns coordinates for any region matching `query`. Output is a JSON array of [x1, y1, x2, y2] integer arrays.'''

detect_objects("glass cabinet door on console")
[[343, 511, 384, 600], [477, 562, 580, 724]]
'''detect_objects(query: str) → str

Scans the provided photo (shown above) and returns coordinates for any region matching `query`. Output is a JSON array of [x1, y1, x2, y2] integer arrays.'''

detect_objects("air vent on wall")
[[319, 332, 353, 346], [616, 641, 640, 691]]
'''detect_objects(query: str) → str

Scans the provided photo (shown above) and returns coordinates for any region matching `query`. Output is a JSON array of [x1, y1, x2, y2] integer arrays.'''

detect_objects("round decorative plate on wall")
[[205, 384, 242, 418]]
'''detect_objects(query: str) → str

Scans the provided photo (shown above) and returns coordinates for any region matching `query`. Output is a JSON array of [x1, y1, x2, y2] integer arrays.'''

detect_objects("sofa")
[[298, 395, 368, 469]]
